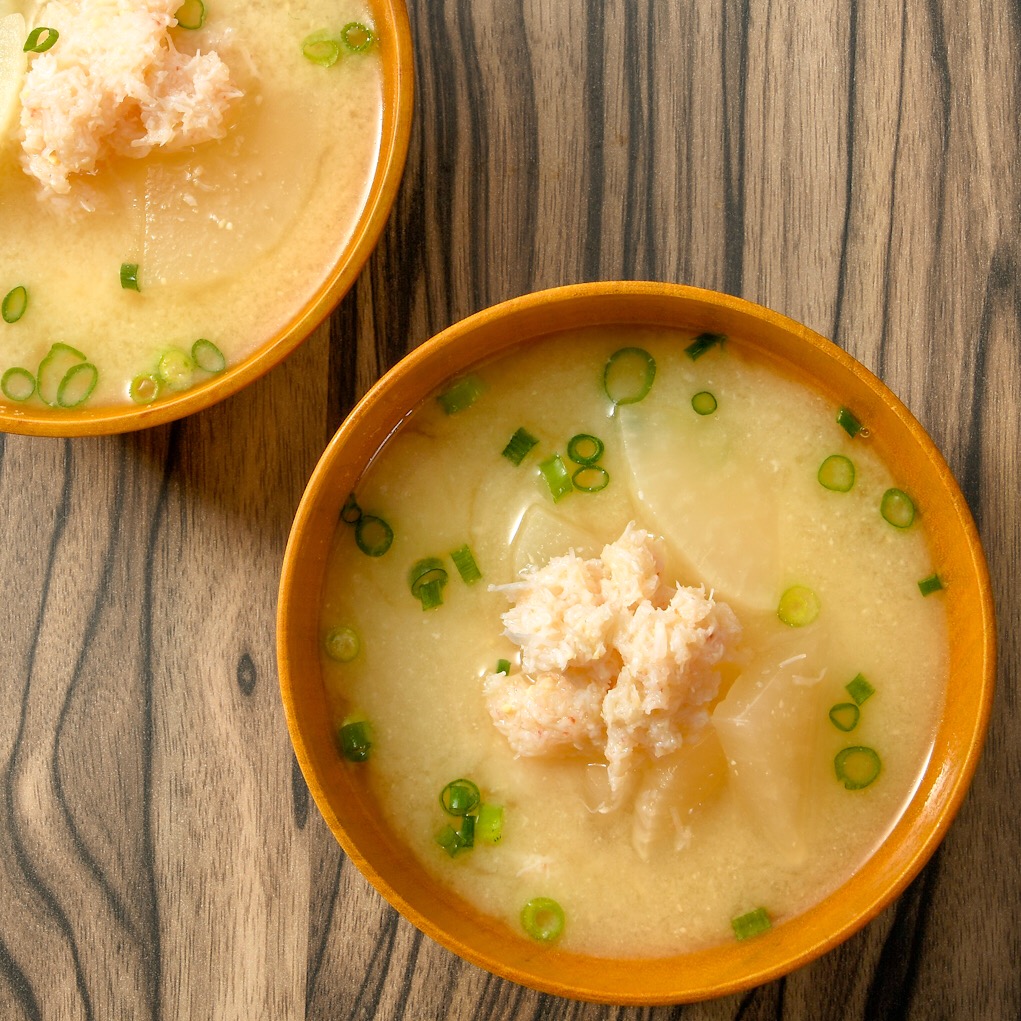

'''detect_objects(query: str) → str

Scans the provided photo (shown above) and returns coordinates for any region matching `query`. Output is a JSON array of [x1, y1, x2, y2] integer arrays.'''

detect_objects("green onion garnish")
[[2, 285, 28, 323], [834, 746, 881, 790], [496, 658, 511, 675], [324, 626, 360, 662], [416, 579, 444, 609], [572, 465, 610, 493], [685, 332, 726, 361], [355, 515, 393, 556], [439, 778, 481, 816], [918, 573, 944, 596], [450, 544, 482, 583], [120, 262, 140, 291], [338, 719, 372, 762], [174, 0, 205, 29], [409, 557, 448, 608], [435, 823, 462, 856], [129, 373, 160, 404], [57, 361, 98, 408], [817, 454, 855, 492], [24, 26, 58, 52], [456, 813, 476, 848], [1, 367, 35, 402], [538, 453, 573, 502], [520, 897, 565, 943], [341, 21, 375, 51], [191, 338, 225, 374], [845, 673, 874, 706], [340, 493, 362, 525], [502, 427, 539, 465], [475, 803, 504, 844], [157, 348, 194, 392], [777, 585, 820, 627], [566, 433, 604, 465], [691, 391, 717, 416], [730, 907, 772, 940], [828, 702, 860, 732], [836, 406, 864, 438], [301, 32, 340, 67], [603, 347, 656, 406], [437, 375, 484, 415], [37, 343, 86, 407], [880, 488, 915, 528]]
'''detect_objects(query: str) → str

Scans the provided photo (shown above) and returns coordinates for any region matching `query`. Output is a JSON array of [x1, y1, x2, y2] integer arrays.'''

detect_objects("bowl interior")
[[0, 0, 414, 437], [277, 281, 995, 1004]]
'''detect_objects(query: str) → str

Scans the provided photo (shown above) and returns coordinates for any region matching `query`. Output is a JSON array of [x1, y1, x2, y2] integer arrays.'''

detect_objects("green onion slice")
[[324, 626, 360, 662], [572, 465, 610, 493], [2, 285, 28, 323], [828, 702, 860, 732], [520, 897, 565, 943], [691, 391, 717, 416], [495, 658, 511, 675], [341, 21, 376, 51], [416, 579, 444, 610], [57, 362, 98, 408], [1, 367, 35, 402], [301, 32, 340, 67], [37, 343, 86, 407], [355, 514, 393, 556], [120, 262, 140, 291], [410, 557, 448, 596], [777, 585, 820, 627], [836, 405, 864, 438], [450, 544, 482, 584], [538, 453, 573, 502], [603, 347, 656, 406], [476, 803, 503, 844], [129, 373, 160, 405], [881, 488, 915, 528], [157, 348, 194, 391], [845, 673, 874, 706], [834, 746, 881, 790], [24, 26, 58, 52], [566, 433, 604, 465], [817, 454, 855, 492], [435, 824, 463, 857], [731, 907, 772, 940], [340, 493, 362, 525], [918, 573, 944, 596], [439, 778, 481, 816], [685, 332, 726, 360], [338, 719, 372, 762], [174, 0, 205, 29], [436, 375, 484, 414], [192, 338, 225, 374], [502, 427, 539, 466]]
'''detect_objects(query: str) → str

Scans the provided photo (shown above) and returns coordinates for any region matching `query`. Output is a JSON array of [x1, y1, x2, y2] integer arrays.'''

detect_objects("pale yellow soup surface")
[[0, 0, 382, 409], [319, 326, 949, 957]]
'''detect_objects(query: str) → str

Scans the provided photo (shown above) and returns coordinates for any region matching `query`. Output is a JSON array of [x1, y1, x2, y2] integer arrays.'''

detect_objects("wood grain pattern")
[[1, 0, 1018, 1018]]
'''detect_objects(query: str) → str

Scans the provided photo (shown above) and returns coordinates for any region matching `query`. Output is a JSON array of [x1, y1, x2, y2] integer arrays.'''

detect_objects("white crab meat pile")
[[19, 0, 242, 198], [484, 523, 742, 795]]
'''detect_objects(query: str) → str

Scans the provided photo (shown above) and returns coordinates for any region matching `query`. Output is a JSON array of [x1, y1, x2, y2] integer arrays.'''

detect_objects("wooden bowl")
[[277, 281, 995, 1004], [0, 0, 413, 437]]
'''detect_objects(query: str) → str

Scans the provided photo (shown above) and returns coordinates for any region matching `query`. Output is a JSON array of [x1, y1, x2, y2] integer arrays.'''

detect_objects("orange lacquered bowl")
[[0, 0, 413, 437], [277, 282, 996, 1004]]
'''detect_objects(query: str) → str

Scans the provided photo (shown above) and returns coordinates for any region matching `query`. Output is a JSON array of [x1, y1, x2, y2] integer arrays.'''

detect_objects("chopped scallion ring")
[[520, 897, 565, 943], [174, 0, 205, 29], [836, 405, 865, 438], [502, 427, 539, 465], [476, 803, 504, 844], [338, 719, 372, 762], [340, 493, 362, 525], [450, 544, 482, 583], [834, 746, 881, 790], [538, 453, 573, 502], [1, 367, 35, 402], [603, 347, 656, 405], [324, 626, 360, 662], [341, 21, 375, 51], [828, 702, 860, 732], [439, 778, 481, 816], [495, 658, 511, 675], [566, 433, 604, 465], [572, 464, 610, 493], [691, 391, 717, 416], [301, 32, 340, 67], [409, 557, 448, 607], [37, 343, 86, 407], [435, 823, 466, 857], [918, 573, 944, 596], [57, 362, 98, 408], [129, 373, 160, 405], [731, 907, 772, 940], [416, 579, 444, 610], [2, 285, 28, 323], [120, 262, 140, 291], [24, 26, 58, 52], [191, 338, 225, 374], [685, 332, 726, 360], [436, 375, 484, 414], [817, 453, 855, 492], [777, 585, 820, 627], [354, 514, 393, 556], [845, 673, 874, 706], [157, 348, 194, 391], [880, 488, 915, 528]]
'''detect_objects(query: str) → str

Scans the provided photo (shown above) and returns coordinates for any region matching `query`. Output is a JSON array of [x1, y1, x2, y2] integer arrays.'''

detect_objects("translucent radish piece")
[[0, 14, 27, 143], [508, 502, 603, 575]]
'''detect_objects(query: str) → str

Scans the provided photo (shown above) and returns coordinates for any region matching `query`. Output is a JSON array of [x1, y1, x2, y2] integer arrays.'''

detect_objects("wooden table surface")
[[2, 1, 1018, 1018]]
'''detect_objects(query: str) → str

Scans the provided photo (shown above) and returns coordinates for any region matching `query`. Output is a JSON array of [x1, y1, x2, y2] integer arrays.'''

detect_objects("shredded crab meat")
[[485, 523, 742, 794], [19, 0, 242, 198]]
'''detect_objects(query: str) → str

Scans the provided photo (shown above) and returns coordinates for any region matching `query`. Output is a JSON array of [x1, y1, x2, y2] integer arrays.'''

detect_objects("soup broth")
[[0, 0, 382, 410], [318, 326, 949, 957]]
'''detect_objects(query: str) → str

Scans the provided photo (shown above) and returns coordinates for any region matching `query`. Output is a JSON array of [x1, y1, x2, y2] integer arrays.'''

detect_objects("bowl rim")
[[0, 0, 415, 437], [277, 280, 997, 1004]]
